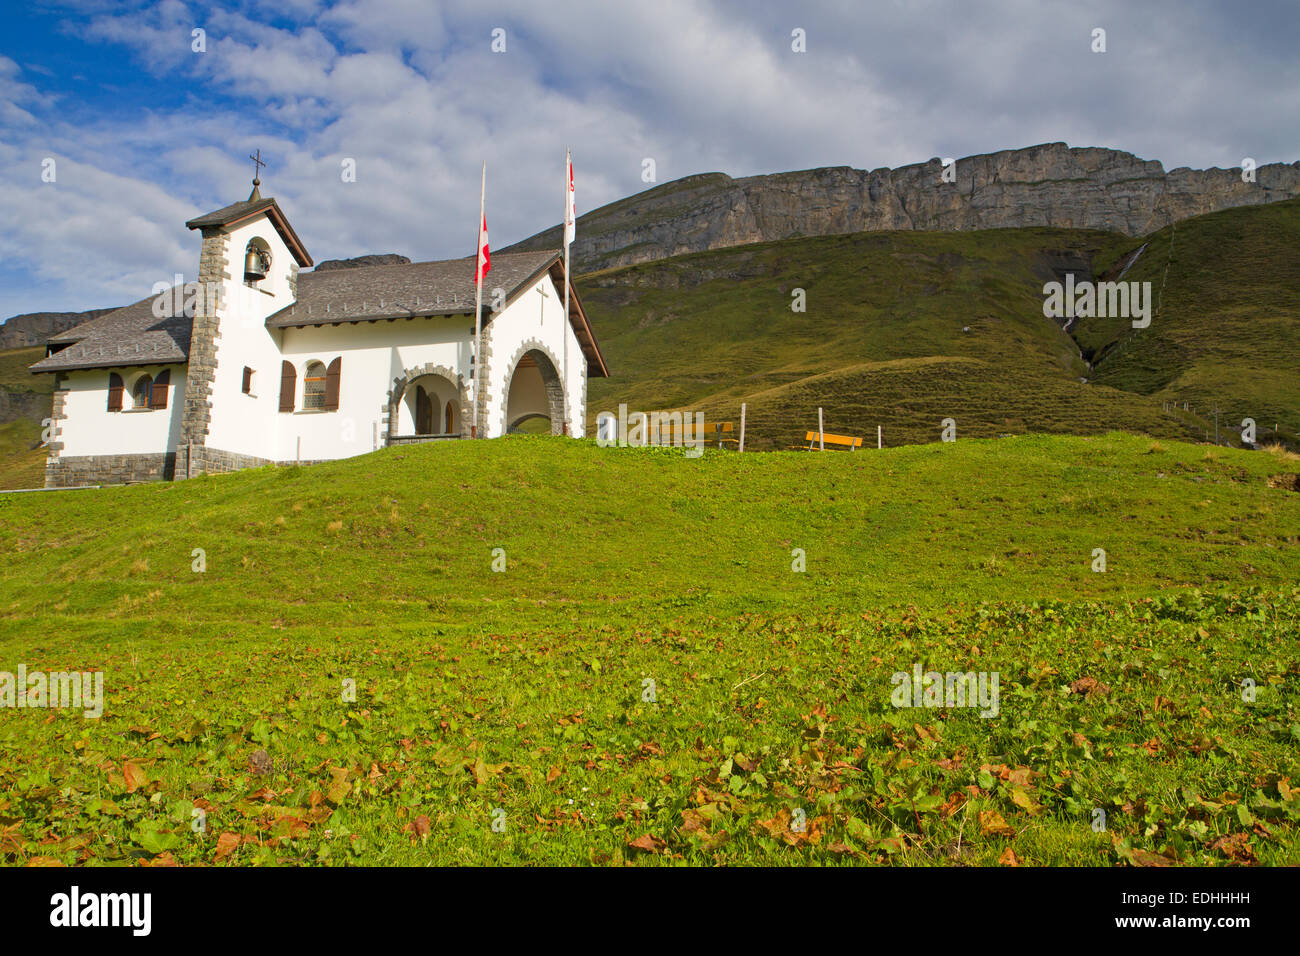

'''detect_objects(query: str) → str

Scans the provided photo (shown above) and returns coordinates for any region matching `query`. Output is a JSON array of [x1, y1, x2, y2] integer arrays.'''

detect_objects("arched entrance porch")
[[503, 346, 566, 435]]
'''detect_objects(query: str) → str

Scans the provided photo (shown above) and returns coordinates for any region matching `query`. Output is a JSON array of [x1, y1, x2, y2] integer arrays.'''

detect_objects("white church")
[[30, 175, 607, 487]]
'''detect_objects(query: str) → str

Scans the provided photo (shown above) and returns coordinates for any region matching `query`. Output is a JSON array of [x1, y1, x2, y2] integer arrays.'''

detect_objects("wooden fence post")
[[818, 407, 824, 451], [739, 403, 746, 453]]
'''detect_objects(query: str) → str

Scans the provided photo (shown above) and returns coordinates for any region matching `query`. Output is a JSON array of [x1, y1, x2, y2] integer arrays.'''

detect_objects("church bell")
[[244, 248, 267, 281]]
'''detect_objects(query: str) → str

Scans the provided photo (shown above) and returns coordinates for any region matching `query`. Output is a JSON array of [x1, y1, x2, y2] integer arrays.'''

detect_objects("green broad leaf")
[[135, 824, 183, 855], [912, 792, 943, 813]]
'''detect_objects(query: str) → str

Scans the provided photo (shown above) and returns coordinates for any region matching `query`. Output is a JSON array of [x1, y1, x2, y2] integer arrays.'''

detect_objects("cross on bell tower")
[[248, 149, 266, 201]]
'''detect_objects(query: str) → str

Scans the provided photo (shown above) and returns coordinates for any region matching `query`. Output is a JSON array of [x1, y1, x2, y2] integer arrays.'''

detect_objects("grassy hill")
[[576, 200, 1300, 450], [1, 435, 1297, 866], [0, 345, 51, 489], [1078, 198, 1300, 442]]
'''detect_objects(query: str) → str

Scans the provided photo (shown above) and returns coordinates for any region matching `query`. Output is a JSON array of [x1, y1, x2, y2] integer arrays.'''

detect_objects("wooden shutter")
[[107, 372, 123, 412], [279, 361, 296, 412], [150, 369, 170, 409], [324, 357, 342, 411]]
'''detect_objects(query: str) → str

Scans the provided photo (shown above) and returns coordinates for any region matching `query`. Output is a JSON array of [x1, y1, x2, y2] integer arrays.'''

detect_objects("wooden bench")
[[802, 430, 862, 451], [657, 421, 736, 449]]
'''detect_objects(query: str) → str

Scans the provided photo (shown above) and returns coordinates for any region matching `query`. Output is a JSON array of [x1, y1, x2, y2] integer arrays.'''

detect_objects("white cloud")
[[0, 0, 1297, 319]]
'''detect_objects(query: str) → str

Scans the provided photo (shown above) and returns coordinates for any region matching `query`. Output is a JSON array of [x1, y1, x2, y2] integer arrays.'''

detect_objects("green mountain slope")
[[577, 201, 1299, 450], [0, 345, 51, 489], [1078, 197, 1300, 441], [695, 357, 1201, 450]]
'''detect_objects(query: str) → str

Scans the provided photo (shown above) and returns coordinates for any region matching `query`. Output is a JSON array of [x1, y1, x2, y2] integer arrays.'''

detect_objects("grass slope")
[[0, 346, 50, 390], [1079, 197, 1300, 445], [0, 346, 51, 489], [0, 435, 1297, 866], [695, 356, 1204, 450], [0, 421, 45, 491]]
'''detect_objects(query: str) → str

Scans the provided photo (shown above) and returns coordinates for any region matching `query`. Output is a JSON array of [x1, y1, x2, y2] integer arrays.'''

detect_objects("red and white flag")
[[564, 150, 576, 245], [477, 212, 491, 284]]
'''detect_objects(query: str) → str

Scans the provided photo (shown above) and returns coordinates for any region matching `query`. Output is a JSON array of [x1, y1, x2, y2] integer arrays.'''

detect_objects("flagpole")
[[563, 148, 571, 436], [473, 161, 485, 439]]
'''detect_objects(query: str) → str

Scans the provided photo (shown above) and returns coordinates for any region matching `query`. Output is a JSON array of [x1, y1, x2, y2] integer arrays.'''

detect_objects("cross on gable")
[[535, 283, 548, 323]]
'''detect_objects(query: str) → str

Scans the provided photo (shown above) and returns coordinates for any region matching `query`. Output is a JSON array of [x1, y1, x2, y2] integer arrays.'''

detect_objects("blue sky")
[[1, 0, 1297, 319]]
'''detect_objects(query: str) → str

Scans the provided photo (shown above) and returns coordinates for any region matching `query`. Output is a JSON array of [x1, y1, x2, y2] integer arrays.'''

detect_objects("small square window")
[[242, 367, 254, 394]]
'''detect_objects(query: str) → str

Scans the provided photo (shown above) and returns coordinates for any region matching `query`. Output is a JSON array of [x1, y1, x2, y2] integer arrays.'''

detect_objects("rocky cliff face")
[[0, 308, 120, 350], [505, 143, 1300, 272]]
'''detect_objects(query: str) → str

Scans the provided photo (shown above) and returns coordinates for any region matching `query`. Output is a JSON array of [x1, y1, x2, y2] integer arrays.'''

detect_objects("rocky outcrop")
[[313, 254, 411, 272], [505, 143, 1300, 272], [0, 308, 120, 350]]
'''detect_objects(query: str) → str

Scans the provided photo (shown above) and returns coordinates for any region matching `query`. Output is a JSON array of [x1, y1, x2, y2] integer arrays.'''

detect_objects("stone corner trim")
[[181, 231, 231, 446]]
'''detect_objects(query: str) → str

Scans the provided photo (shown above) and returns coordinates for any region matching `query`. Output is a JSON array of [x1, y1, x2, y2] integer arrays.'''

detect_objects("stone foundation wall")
[[44, 446, 393, 487], [387, 435, 461, 446], [175, 445, 273, 478], [46, 452, 175, 487]]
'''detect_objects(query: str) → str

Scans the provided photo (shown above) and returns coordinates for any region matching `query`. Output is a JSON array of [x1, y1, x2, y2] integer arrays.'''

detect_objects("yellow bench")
[[803, 430, 862, 451], [657, 421, 735, 449]]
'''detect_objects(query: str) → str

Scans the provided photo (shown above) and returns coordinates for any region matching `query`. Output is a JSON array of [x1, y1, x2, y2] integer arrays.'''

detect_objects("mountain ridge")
[[0, 307, 121, 350], [504, 142, 1300, 272]]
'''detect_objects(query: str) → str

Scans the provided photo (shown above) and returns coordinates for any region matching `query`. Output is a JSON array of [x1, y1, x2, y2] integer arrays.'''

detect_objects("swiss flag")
[[565, 152, 576, 245], [477, 213, 491, 284]]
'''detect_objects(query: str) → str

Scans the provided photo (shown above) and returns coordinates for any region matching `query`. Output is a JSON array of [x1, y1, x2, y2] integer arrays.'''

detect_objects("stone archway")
[[500, 341, 566, 436], [383, 363, 470, 443]]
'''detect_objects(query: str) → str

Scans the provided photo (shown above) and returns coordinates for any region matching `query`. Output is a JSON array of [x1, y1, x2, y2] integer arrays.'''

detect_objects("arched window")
[[444, 400, 455, 434], [107, 372, 124, 411], [303, 361, 327, 410], [131, 374, 153, 409]]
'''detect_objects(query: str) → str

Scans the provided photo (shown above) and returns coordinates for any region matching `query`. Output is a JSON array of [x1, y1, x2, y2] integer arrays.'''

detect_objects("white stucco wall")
[[276, 315, 472, 461], [55, 365, 186, 457]]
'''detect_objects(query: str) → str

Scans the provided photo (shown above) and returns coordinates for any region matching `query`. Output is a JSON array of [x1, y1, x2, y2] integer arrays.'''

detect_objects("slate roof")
[[30, 287, 192, 373], [269, 249, 609, 377], [184, 197, 277, 229], [30, 250, 608, 377], [184, 194, 313, 267], [267, 249, 559, 326]]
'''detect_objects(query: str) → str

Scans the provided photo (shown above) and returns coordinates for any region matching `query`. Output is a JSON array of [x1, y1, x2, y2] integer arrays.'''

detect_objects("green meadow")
[[0, 434, 1297, 866]]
